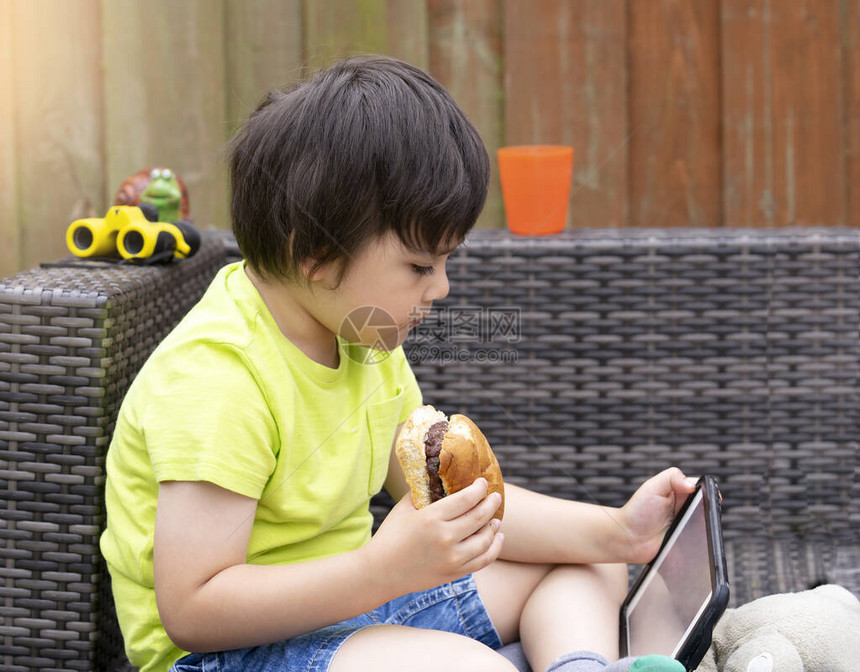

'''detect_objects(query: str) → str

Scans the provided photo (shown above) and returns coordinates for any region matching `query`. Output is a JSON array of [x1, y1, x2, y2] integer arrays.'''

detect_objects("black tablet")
[[619, 476, 729, 671]]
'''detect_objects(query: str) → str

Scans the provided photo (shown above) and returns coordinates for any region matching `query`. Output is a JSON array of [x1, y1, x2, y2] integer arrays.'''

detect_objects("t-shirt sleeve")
[[143, 344, 278, 499]]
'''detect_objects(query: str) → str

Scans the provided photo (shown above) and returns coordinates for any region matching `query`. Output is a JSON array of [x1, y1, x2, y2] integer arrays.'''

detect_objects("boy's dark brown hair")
[[229, 55, 490, 286]]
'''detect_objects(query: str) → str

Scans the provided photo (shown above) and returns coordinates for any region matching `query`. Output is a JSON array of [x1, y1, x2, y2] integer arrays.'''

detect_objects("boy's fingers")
[[395, 492, 418, 510], [430, 478, 489, 520], [661, 466, 685, 487], [654, 467, 696, 496], [668, 470, 698, 515], [457, 490, 502, 532], [672, 468, 697, 490], [462, 529, 505, 574], [458, 519, 500, 562]]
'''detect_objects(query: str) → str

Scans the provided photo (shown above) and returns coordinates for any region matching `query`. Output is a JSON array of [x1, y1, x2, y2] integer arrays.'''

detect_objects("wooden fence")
[[1, 0, 858, 277]]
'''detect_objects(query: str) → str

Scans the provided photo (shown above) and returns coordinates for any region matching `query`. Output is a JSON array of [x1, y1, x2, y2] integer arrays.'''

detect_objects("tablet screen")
[[624, 488, 713, 657]]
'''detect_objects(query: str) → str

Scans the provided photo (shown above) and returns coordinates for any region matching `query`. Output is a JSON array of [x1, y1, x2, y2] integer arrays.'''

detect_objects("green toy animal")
[[695, 584, 860, 672], [140, 167, 184, 224], [113, 166, 191, 223]]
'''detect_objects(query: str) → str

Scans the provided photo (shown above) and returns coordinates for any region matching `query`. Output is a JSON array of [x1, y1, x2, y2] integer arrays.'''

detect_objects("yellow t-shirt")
[[99, 262, 422, 672]]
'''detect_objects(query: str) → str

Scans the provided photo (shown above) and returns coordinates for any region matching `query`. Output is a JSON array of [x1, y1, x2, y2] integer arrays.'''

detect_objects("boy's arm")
[[497, 468, 696, 566], [154, 476, 502, 653], [494, 483, 634, 565], [153, 480, 388, 652], [382, 421, 691, 567]]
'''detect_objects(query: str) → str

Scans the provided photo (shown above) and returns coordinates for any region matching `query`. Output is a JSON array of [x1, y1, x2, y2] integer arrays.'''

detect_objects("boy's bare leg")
[[473, 559, 555, 644], [328, 624, 519, 672], [330, 560, 627, 672], [475, 560, 629, 672], [519, 563, 629, 671]]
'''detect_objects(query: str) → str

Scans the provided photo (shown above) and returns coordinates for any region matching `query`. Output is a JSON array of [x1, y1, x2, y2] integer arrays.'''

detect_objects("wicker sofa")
[[1, 228, 858, 671]]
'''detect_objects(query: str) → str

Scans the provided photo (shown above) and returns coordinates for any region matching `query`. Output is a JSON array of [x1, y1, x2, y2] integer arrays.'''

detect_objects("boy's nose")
[[424, 268, 449, 302]]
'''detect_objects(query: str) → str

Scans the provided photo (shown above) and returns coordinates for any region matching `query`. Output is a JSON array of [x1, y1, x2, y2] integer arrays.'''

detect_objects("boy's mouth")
[[408, 306, 432, 329]]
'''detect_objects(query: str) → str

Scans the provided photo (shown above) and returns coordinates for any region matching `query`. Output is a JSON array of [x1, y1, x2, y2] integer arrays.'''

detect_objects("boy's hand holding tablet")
[[620, 476, 730, 671]]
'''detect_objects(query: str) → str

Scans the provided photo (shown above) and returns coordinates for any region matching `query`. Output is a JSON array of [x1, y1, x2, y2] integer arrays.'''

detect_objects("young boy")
[[100, 55, 693, 672]]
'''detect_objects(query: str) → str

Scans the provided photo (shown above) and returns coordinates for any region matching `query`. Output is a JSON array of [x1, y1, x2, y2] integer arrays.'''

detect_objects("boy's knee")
[[550, 562, 629, 603], [432, 635, 519, 671], [460, 645, 521, 672], [602, 562, 631, 601], [412, 635, 518, 672], [331, 626, 517, 672]]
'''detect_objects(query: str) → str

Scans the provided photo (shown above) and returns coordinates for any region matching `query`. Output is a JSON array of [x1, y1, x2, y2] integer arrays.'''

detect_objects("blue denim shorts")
[[170, 574, 502, 672]]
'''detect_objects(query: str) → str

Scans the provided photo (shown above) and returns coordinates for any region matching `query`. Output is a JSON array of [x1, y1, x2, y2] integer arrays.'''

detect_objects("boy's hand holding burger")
[[366, 405, 505, 594]]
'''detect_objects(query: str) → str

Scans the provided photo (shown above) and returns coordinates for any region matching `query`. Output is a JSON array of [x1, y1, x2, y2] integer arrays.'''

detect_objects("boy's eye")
[[411, 264, 435, 277]]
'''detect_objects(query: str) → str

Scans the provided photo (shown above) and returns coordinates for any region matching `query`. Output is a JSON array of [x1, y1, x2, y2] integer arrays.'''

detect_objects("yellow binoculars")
[[66, 205, 200, 261]]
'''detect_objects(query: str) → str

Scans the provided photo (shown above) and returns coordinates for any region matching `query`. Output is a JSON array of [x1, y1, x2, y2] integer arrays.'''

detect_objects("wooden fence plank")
[[504, 0, 628, 229], [385, 0, 430, 68], [0, 0, 855, 256], [102, 0, 229, 231], [847, 0, 860, 228], [629, 0, 722, 228], [0, 0, 20, 277], [225, 0, 304, 135], [14, 0, 104, 268], [722, 0, 845, 226], [304, 0, 429, 70], [428, 0, 504, 230]]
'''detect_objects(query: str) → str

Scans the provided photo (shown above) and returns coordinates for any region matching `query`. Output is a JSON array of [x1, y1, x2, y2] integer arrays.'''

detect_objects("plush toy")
[[695, 584, 860, 672]]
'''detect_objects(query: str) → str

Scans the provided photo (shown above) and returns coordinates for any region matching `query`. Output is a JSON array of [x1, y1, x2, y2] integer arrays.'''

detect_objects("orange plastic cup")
[[497, 145, 574, 235]]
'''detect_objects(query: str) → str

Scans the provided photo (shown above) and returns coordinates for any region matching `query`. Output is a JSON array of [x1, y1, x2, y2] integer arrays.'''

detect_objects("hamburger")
[[395, 405, 504, 520]]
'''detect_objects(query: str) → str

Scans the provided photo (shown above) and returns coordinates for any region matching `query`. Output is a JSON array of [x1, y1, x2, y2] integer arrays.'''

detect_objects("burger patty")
[[424, 420, 449, 502]]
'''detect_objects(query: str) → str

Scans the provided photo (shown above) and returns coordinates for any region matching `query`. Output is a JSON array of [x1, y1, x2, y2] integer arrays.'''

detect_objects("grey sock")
[[544, 651, 630, 672]]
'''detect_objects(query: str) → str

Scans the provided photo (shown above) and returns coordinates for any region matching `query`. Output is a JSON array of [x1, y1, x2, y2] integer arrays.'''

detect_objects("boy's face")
[[314, 231, 458, 351]]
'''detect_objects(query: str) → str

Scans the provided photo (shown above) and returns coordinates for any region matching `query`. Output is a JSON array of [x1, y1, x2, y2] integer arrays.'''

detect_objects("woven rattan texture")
[[395, 228, 860, 602], [3, 228, 858, 670], [0, 235, 230, 671]]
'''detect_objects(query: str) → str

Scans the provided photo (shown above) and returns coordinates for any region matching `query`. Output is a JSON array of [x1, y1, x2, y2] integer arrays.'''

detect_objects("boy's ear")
[[288, 232, 328, 283], [298, 257, 337, 284], [298, 258, 326, 282]]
